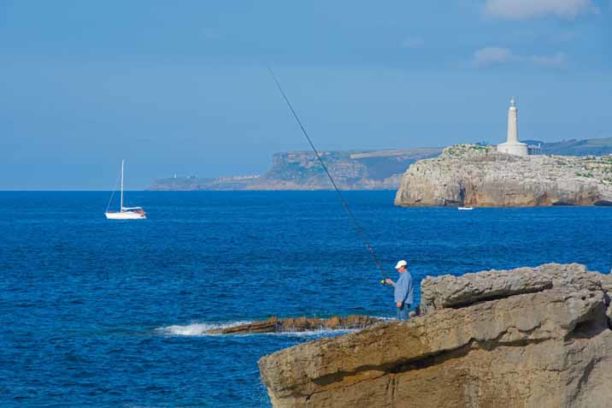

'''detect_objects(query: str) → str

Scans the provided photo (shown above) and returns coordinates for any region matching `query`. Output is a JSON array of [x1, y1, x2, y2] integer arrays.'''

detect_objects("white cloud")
[[484, 0, 597, 20], [473, 47, 514, 67], [401, 37, 424, 49], [473, 47, 567, 68]]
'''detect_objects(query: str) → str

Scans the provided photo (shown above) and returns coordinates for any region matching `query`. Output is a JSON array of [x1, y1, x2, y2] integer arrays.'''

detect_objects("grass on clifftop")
[[443, 144, 494, 157]]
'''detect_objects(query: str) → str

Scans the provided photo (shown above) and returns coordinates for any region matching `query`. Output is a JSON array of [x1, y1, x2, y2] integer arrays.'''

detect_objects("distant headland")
[[148, 148, 442, 191], [148, 137, 612, 191]]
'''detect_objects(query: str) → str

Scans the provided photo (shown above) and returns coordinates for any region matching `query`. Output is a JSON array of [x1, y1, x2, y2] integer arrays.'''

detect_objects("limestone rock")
[[259, 264, 612, 407], [601, 274, 612, 326], [394, 145, 612, 207], [420, 263, 597, 313]]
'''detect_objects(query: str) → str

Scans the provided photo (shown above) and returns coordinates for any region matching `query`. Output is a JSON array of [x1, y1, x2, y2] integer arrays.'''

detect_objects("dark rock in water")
[[206, 315, 382, 335]]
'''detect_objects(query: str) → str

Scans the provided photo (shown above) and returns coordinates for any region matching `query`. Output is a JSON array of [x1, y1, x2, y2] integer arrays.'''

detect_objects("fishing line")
[[266, 66, 387, 281]]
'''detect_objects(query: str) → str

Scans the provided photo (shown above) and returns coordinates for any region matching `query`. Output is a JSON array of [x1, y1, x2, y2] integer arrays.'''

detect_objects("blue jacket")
[[394, 271, 414, 306]]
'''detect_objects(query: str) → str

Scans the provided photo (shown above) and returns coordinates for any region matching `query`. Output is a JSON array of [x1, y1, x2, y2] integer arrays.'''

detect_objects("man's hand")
[[385, 278, 394, 285], [396, 301, 403, 308]]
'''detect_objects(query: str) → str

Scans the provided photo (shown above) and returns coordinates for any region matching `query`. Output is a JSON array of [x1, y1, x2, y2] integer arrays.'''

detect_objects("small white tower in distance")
[[497, 98, 528, 156], [507, 98, 519, 144]]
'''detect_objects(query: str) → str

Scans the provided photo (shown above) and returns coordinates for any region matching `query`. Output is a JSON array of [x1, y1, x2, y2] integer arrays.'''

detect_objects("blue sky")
[[0, 0, 611, 189]]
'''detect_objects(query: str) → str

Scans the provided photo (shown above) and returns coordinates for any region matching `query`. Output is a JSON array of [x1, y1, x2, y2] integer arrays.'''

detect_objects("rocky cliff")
[[259, 263, 612, 407], [394, 145, 612, 207]]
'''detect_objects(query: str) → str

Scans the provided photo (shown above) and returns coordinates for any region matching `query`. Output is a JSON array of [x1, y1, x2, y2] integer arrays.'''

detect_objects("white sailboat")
[[105, 160, 146, 220]]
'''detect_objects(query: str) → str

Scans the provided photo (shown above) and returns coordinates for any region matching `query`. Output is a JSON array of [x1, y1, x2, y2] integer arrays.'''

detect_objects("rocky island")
[[394, 144, 612, 207], [258, 263, 612, 407]]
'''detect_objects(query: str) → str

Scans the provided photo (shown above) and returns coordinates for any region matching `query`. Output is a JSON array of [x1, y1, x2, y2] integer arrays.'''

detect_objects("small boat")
[[458, 206, 474, 211], [105, 160, 146, 220]]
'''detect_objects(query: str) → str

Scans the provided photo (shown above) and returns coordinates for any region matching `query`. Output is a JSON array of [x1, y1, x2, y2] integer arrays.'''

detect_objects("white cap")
[[395, 260, 407, 269]]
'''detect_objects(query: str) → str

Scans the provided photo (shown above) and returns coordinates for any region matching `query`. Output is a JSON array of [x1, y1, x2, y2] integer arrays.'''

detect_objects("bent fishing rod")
[[266, 66, 389, 284]]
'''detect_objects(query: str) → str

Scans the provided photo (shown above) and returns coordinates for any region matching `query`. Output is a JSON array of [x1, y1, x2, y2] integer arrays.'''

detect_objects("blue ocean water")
[[0, 191, 610, 407]]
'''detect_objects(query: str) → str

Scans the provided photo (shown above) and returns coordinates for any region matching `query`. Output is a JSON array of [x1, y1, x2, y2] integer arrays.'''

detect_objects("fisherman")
[[385, 260, 414, 320]]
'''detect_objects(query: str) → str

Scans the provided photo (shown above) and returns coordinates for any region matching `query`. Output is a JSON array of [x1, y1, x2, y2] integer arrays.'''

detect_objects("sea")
[[1, 191, 610, 407]]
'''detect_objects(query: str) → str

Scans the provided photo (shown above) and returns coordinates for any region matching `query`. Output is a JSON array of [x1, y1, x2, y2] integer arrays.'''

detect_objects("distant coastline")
[[148, 147, 442, 191], [148, 137, 612, 191]]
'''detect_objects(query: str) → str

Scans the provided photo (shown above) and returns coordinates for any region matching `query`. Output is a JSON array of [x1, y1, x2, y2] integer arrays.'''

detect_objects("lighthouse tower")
[[497, 98, 528, 156]]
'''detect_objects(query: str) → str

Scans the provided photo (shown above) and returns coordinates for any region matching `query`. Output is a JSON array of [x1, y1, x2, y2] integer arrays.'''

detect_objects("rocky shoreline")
[[204, 315, 381, 335], [258, 263, 612, 407], [394, 145, 612, 207]]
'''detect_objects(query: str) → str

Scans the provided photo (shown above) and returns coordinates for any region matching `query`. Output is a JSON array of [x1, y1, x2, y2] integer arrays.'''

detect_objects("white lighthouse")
[[497, 98, 528, 156]]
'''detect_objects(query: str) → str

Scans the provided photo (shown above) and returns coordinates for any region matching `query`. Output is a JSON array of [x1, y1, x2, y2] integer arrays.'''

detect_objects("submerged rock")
[[394, 145, 612, 207], [205, 315, 381, 335], [259, 263, 612, 407]]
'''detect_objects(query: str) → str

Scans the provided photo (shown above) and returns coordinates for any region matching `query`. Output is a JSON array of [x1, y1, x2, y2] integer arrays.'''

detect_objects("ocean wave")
[[156, 321, 253, 337], [155, 320, 381, 337]]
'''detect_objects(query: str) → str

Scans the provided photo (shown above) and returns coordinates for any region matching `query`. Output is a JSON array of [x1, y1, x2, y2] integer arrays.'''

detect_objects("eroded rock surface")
[[419, 263, 599, 313], [394, 145, 612, 207], [259, 263, 612, 407]]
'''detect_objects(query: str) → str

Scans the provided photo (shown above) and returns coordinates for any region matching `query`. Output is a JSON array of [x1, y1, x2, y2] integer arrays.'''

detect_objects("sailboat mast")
[[120, 159, 125, 210]]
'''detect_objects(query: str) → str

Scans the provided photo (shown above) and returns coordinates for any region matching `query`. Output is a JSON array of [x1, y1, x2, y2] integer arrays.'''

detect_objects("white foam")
[[155, 321, 371, 337], [156, 321, 253, 337]]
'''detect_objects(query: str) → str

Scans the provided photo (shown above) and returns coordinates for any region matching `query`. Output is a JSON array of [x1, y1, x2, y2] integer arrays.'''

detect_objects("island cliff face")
[[258, 263, 612, 407], [394, 145, 612, 207]]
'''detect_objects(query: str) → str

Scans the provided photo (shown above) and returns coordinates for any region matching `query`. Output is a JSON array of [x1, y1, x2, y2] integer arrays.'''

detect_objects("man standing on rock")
[[385, 260, 414, 320]]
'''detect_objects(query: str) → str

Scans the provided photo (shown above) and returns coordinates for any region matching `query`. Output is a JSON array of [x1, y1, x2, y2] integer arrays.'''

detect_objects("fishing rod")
[[266, 66, 389, 284]]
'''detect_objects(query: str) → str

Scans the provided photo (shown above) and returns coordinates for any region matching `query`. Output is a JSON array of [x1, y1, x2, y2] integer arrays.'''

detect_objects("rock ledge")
[[259, 263, 612, 407]]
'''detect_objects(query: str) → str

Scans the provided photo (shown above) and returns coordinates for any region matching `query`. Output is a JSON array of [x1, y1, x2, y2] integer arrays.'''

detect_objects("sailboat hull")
[[105, 211, 146, 220]]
